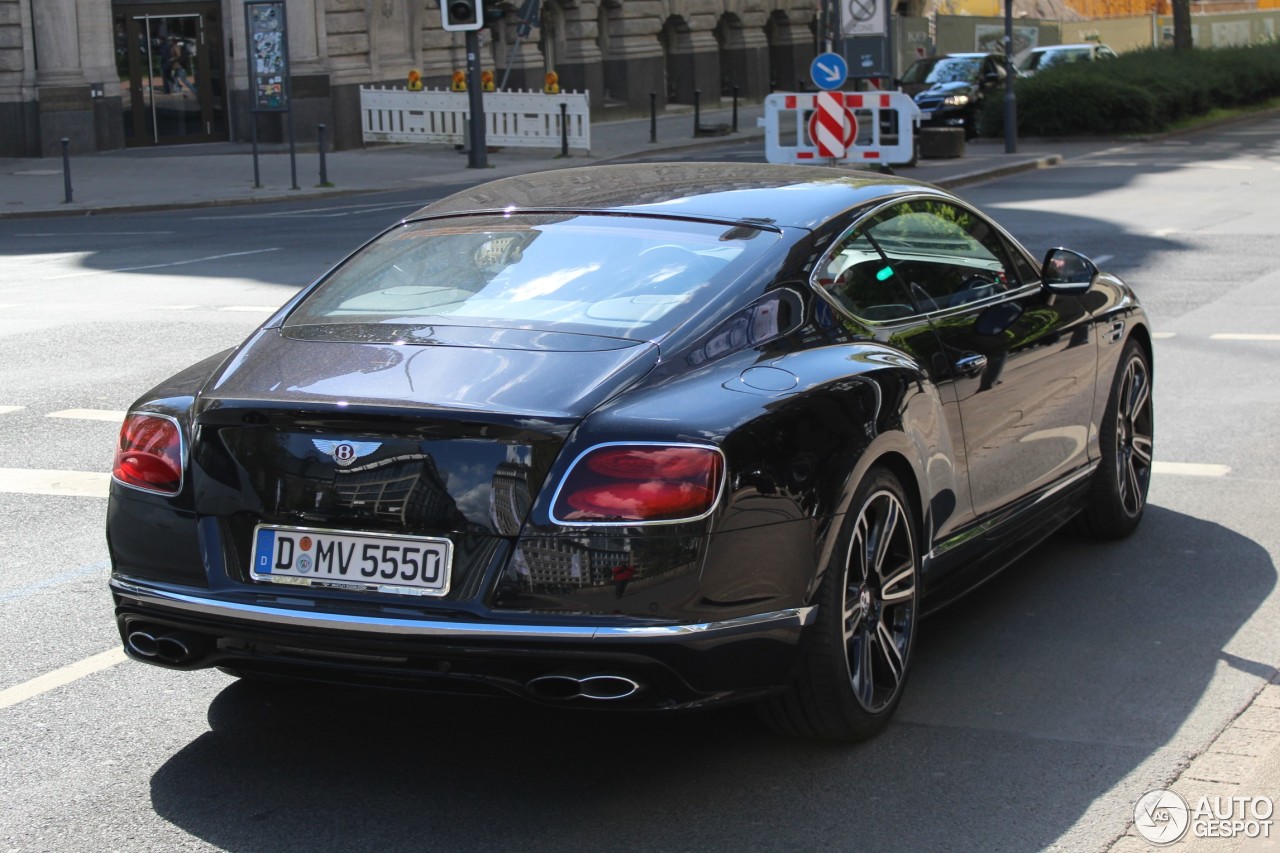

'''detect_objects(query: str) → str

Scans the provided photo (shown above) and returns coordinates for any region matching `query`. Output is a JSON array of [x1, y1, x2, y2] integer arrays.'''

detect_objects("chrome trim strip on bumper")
[[110, 577, 817, 641]]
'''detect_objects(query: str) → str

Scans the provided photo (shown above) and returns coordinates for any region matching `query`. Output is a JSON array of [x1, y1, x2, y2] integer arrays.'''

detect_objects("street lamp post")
[[1003, 0, 1017, 154]]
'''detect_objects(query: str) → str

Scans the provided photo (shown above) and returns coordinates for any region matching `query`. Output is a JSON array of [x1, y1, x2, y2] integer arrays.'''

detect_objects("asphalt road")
[[1, 120, 1278, 852]]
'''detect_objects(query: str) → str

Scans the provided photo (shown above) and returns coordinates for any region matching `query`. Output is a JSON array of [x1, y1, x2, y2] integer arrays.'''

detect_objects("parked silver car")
[[1019, 43, 1118, 75]]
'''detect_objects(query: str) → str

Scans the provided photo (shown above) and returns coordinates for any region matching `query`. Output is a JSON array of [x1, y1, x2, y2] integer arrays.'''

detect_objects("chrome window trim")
[[111, 411, 186, 497], [546, 440, 728, 528], [110, 576, 815, 640], [807, 192, 1043, 328]]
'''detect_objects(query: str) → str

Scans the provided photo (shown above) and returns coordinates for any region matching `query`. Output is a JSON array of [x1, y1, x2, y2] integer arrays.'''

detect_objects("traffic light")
[[441, 0, 483, 31]]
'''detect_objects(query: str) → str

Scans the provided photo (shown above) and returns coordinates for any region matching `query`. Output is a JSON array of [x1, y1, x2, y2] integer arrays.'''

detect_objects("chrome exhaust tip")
[[124, 625, 205, 665], [526, 673, 643, 701], [126, 630, 159, 658]]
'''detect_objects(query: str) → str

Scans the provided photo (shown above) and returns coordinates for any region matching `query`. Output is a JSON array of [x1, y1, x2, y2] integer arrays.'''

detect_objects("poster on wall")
[[246, 0, 291, 112], [974, 24, 1039, 66]]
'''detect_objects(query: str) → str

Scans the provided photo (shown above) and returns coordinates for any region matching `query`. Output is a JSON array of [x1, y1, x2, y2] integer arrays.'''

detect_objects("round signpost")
[[810, 51, 849, 92]]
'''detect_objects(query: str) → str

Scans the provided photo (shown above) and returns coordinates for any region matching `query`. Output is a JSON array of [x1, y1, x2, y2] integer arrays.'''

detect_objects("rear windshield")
[[900, 56, 981, 85], [1025, 47, 1093, 70], [284, 213, 779, 342]]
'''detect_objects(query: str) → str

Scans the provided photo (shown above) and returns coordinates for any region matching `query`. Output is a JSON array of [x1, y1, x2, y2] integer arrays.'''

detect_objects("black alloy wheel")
[[761, 465, 919, 740], [1074, 339, 1154, 539]]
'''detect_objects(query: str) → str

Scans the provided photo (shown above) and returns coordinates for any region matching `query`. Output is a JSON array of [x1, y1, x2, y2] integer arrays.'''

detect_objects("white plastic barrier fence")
[[361, 86, 591, 152], [758, 91, 920, 165]]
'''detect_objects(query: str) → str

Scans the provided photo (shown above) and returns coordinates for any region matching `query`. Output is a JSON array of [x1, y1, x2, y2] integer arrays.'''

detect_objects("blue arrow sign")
[[810, 52, 848, 91]]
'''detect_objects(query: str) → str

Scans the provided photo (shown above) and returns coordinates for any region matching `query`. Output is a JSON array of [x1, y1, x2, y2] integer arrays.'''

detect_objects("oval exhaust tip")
[[576, 675, 642, 700], [526, 674, 583, 701], [155, 635, 192, 663], [126, 631, 159, 658]]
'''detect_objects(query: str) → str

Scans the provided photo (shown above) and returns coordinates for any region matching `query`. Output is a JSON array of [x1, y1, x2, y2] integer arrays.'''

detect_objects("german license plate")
[[251, 525, 452, 597], [920, 110, 934, 121]]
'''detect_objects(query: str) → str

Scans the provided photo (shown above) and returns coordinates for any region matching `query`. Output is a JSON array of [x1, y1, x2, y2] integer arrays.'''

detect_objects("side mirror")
[[1042, 247, 1098, 293]]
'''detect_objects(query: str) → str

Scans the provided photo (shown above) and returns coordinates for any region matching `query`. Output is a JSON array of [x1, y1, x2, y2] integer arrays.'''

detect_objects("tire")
[[1073, 339, 1153, 539], [761, 466, 920, 741]]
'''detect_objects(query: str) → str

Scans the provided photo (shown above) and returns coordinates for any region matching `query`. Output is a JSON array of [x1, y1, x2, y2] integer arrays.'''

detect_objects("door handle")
[[954, 354, 988, 377]]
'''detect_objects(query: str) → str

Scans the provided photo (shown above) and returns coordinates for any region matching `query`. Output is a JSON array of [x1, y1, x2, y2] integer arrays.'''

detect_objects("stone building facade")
[[0, 0, 819, 157]]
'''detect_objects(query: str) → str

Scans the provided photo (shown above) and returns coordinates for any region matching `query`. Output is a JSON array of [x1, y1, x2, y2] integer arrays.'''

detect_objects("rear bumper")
[[111, 575, 815, 709]]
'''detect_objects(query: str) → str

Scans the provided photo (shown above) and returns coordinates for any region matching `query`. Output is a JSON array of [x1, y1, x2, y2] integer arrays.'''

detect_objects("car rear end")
[[107, 210, 809, 709]]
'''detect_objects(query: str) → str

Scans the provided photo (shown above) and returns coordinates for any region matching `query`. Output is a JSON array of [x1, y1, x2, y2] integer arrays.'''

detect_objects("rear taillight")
[[551, 444, 724, 524], [113, 413, 184, 495]]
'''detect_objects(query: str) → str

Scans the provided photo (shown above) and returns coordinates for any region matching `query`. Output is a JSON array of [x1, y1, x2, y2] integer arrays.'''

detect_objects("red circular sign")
[[808, 105, 858, 158]]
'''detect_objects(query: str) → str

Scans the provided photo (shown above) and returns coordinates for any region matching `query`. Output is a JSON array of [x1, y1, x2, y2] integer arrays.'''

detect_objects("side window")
[[816, 227, 919, 322], [862, 200, 1016, 311], [1005, 237, 1040, 285]]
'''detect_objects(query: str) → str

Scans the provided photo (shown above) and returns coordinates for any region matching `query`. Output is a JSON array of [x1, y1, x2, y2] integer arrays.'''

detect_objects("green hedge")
[[977, 42, 1280, 137]]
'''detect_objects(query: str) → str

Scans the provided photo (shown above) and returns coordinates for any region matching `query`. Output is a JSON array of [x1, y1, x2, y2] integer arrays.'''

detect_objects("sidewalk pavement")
[[0, 101, 1107, 219]]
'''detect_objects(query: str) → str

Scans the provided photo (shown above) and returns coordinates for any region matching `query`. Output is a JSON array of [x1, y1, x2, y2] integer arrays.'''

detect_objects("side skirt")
[[918, 463, 1097, 616]]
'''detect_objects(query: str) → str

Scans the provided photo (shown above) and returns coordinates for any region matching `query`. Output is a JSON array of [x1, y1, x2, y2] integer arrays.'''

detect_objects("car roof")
[[1031, 43, 1102, 51], [409, 163, 945, 231]]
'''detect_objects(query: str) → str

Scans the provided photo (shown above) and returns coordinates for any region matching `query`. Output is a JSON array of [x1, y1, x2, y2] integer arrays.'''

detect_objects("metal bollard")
[[317, 123, 330, 187], [559, 103, 569, 157], [732, 86, 739, 133], [649, 92, 657, 143], [693, 89, 701, 138], [60, 138, 72, 204]]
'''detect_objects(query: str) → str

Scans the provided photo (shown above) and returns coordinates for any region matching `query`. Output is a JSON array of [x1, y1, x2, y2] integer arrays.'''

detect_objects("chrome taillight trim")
[[111, 411, 186, 497], [546, 441, 728, 528]]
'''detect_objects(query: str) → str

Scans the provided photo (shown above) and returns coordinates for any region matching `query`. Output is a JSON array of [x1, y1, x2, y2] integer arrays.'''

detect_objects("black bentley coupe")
[[108, 163, 1153, 740]]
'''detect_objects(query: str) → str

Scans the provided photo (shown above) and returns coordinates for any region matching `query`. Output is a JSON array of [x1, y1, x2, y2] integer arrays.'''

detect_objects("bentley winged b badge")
[[312, 439, 382, 467]]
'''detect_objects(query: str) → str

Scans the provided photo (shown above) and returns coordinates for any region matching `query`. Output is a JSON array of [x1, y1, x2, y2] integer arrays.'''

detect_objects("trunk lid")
[[188, 329, 658, 598]]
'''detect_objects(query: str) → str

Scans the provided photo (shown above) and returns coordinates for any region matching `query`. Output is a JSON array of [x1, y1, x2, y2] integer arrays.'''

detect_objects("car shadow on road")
[[148, 503, 1275, 852]]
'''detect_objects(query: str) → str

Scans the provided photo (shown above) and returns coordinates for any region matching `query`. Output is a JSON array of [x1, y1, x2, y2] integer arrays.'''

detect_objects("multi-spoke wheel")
[[1074, 339, 1154, 539], [761, 466, 919, 741]]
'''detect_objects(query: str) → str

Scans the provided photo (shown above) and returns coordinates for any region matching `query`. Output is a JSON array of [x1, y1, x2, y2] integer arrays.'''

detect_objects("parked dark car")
[[900, 52, 1008, 138], [108, 163, 1153, 741]]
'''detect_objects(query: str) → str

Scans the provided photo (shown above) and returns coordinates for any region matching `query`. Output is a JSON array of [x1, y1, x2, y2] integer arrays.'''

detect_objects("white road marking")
[[0, 303, 16, 309], [1150, 228, 1179, 237], [1093, 254, 1114, 266], [1152, 332, 1176, 339], [156, 304, 198, 311], [1083, 145, 1140, 157], [49, 247, 281, 280], [0, 406, 25, 415], [1198, 163, 1254, 171], [1152, 461, 1231, 477], [1210, 333, 1280, 342], [0, 648, 127, 711], [221, 305, 279, 312], [47, 409, 127, 423], [0, 468, 110, 498], [11, 251, 94, 265]]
